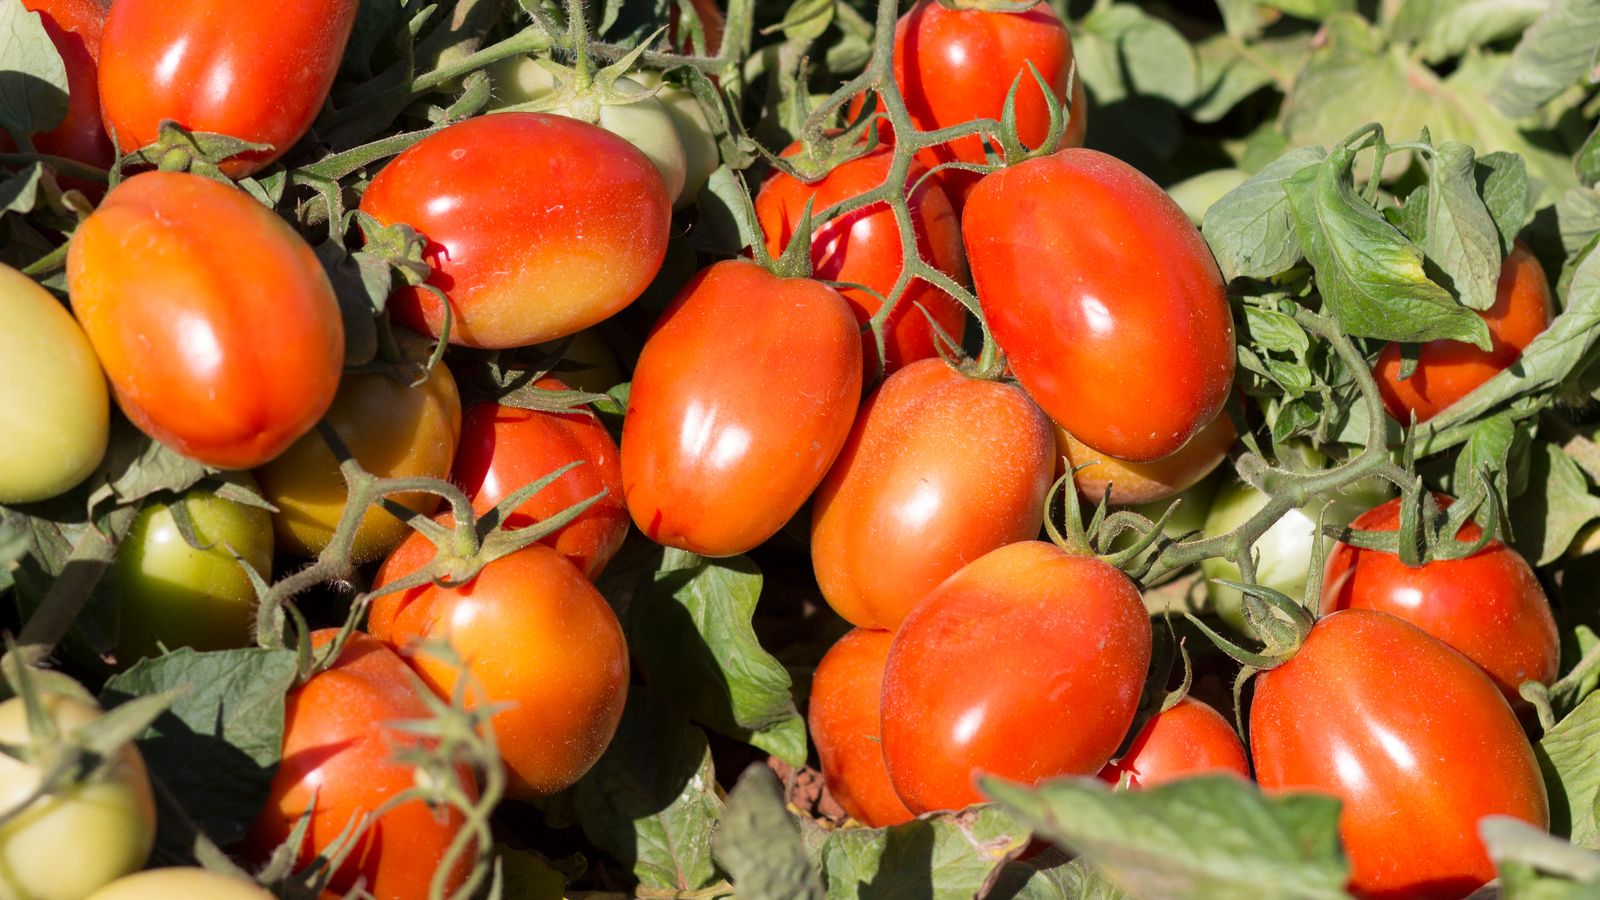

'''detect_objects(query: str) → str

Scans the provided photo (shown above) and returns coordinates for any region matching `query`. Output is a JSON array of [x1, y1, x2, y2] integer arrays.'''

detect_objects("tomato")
[[0, 689, 155, 900], [1251, 609, 1548, 899], [371, 534, 629, 798], [21, 0, 114, 173], [0, 262, 108, 504], [85, 869, 272, 900], [811, 358, 1052, 629], [1059, 410, 1234, 506], [964, 148, 1235, 463], [1375, 242, 1552, 424], [756, 143, 968, 377], [809, 628, 914, 827], [114, 474, 273, 664], [67, 171, 344, 469], [881, 541, 1151, 814], [254, 342, 462, 564], [633, 71, 721, 208], [244, 630, 475, 900], [359, 113, 671, 350], [889, 0, 1088, 210], [1097, 698, 1248, 789], [453, 385, 628, 580], [1322, 495, 1558, 704], [621, 259, 862, 557], [97, 0, 358, 176]]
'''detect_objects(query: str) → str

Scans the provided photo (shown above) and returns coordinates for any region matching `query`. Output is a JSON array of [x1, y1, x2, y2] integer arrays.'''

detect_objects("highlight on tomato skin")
[[1097, 697, 1249, 790], [808, 628, 915, 828]]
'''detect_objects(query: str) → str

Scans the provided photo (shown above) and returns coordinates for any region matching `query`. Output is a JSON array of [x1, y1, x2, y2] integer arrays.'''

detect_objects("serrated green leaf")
[[983, 775, 1351, 899], [1390, 0, 1549, 63], [714, 765, 823, 900], [820, 804, 1031, 899], [1539, 691, 1600, 849], [1202, 145, 1327, 280], [0, 0, 68, 143], [1478, 151, 1531, 254], [1424, 142, 1504, 310], [1509, 441, 1600, 565], [1075, 4, 1199, 107], [1491, 0, 1600, 118]]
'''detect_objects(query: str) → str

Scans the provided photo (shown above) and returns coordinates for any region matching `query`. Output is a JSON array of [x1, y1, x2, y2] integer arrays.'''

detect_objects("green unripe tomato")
[[114, 474, 274, 664], [0, 263, 109, 504], [632, 71, 720, 208], [86, 868, 273, 900]]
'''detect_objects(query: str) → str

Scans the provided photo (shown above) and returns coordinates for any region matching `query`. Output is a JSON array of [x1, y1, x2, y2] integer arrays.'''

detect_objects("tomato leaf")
[[1423, 142, 1504, 311], [1262, 0, 1355, 20], [0, 0, 68, 145], [1557, 186, 1600, 257], [981, 775, 1352, 899], [988, 848, 1130, 900], [1579, 122, 1600, 188], [1076, 5, 1199, 107], [1490, 0, 1600, 119], [820, 804, 1031, 898], [629, 549, 807, 766], [714, 765, 824, 899], [101, 647, 298, 861], [1482, 815, 1600, 893], [1508, 440, 1600, 565], [1284, 148, 1491, 349], [571, 689, 723, 892], [1189, 33, 1308, 125], [1538, 691, 1600, 849], [1388, 0, 1547, 63], [0, 162, 41, 216], [1476, 151, 1530, 255], [1201, 145, 1327, 280], [774, 0, 835, 44]]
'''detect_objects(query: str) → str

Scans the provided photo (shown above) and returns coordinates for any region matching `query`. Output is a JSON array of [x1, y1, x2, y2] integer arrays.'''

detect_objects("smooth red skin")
[[1252, 610, 1548, 900], [621, 259, 863, 557], [892, 0, 1087, 210], [245, 631, 474, 900], [453, 387, 628, 580], [1097, 698, 1249, 789], [809, 629, 915, 828], [1375, 242, 1552, 424], [97, 0, 356, 176], [1322, 495, 1558, 704], [371, 534, 630, 799], [66, 172, 343, 469], [21, 0, 114, 175], [811, 358, 1053, 630], [755, 144, 968, 378], [882, 541, 1151, 814], [964, 148, 1235, 463], [360, 114, 671, 350]]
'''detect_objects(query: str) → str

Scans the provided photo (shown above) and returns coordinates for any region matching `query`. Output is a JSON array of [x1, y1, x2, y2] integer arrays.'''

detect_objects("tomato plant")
[[1098, 697, 1249, 789], [809, 628, 913, 828]]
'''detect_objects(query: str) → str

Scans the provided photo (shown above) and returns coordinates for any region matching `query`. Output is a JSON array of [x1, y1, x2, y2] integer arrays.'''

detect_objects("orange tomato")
[[809, 628, 914, 827], [1059, 411, 1235, 506]]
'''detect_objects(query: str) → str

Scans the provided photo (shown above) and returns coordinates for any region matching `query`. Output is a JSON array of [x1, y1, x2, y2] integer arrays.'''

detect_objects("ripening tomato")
[[1322, 495, 1558, 704], [453, 383, 628, 580], [254, 343, 462, 564], [0, 262, 108, 504], [245, 630, 476, 900], [621, 259, 862, 557], [371, 534, 629, 798], [67, 171, 344, 469], [85, 869, 272, 900], [1059, 410, 1234, 506], [97, 0, 357, 175], [756, 144, 968, 377], [810, 628, 914, 827], [1097, 698, 1248, 789], [360, 113, 671, 349], [20, 0, 114, 173], [882, 541, 1151, 814], [889, 0, 1087, 210], [811, 358, 1052, 629], [1251, 609, 1548, 899], [965, 149, 1235, 463], [1375, 242, 1552, 424]]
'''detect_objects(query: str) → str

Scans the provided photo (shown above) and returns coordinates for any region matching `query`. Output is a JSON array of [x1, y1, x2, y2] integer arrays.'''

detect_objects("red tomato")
[[1251, 609, 1548, 899], [755, 143, 967, 377], [67, 171, 343, 469], [881, 541, 1151, 814], [1375, 242, 1552, 424], [371, 532, 630, 799], [621, 259, 863, 557], [890, 0, 1088, 210], [809, 628, 914, 828], [1322, 495, 1558, 704], [1059, 410, 1234, 506], [360, 114, 671, 350], [964, 148, 1235, 463], [1097, 698, 1248, 789], [97, 0, 357, 176], [811, 358, 1053, 629], [245, 630, 475, 900], [21, 0, 114, 173], [452, 381, 628, 580]]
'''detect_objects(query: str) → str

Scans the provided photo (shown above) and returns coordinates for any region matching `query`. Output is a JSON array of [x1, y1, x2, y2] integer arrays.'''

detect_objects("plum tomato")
[[85, 869, 273, 900], [1059, 409, 1235, 506], [21, 0, 114, 174], [811, 358, 1053, 629], [359, 113, 671, 349], [964, 148, 1235, 463], [809, 628, 915, 828], [1251, 609, 1548, 899], [621, 259, 863, 557], [66, 171, 344, 469], [881, 541, 1151, 814], [1097, 697, 1248, 789], [633, 71, 721, 208]]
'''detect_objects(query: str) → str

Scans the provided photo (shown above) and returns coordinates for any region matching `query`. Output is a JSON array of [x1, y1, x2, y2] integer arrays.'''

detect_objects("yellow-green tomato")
[[0, 263, 109, 504], [0, 692, 156, 900], [114, 474, 274, 665], [85, 868, 273, 900], [487, 57, 688, 205], [633, 71, 720, 208]]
